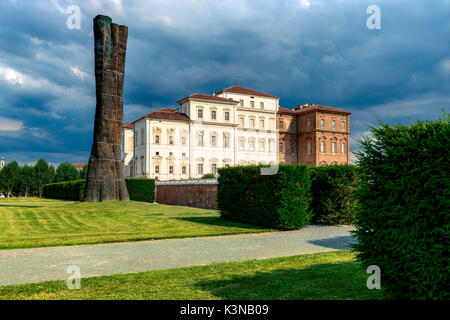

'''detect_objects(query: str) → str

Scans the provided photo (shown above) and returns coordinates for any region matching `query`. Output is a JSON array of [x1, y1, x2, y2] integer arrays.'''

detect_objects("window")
[[156, 151, 159, 156], [306, 119, 311, 130], [155, 165, 159, 174], [169, 136, 174, 145], [197, 109, 203, 119], [141, 129, 145, 145], [140, 157, 144, 174], [250, 101, 255, 108], [279, 142, 284, 153], [342, 121, 346, 130], [224, 164, 230, 168], [332, 142, 336, 154], [259, 140, 265, 152], [155, 135, 160, 144], [181, 136, 186, 145], [197, 134, 203, 146], [250, 118, 255, 128], [169, 152, 173, 156], [332, 120, 336, 129], [211, 135, 217, 147], [224, 111, 230, 121], [321, 119, 325, 128], [135, 132, 139, 146], [211, 110, 216, 120], [260, 102, 264, 109], [169, 166, 174, 174], [260, 119, 265, 129], [182, 166, 187, 174], [307, 141, 311, 154], [279, 120, 283, 130], [239, 117, 244, 127], [211, 164, 217, 175], [182, 152, 186, 157], [239, 99, 244, 107], [239, 138, 245, 151], [224, 136, 230, 148], [320, 141, 325, 153], [198, 164, 203, 175], [290, 143, 295, 154], [341, 142, 346, 154]]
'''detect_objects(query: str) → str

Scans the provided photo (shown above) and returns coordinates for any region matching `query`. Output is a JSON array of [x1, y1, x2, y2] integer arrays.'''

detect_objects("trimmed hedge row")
[[43, 178, 155, 203], [353, 115, 450, 300], [43, 180, 85, 201], [309, 165, 359, 225], [217, 164, 311, 230], [125, 178, 155, 203]]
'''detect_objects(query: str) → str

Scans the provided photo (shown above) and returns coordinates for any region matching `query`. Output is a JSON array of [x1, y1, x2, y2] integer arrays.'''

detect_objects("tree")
[[79, 164, 88, 180], [0, 161, 22, 196], [21, 165, 37, 197], [34, 158, 54, 197], [55, 162, 80, 182]]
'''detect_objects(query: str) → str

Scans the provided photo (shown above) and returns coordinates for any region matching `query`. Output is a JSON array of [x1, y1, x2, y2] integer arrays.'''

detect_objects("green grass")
[[0, 251, 385, 300], [0, 197, 68, 202], [0, 201, 272, 250]]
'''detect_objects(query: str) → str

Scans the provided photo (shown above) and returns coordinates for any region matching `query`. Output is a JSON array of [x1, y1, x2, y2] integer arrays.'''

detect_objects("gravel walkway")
[[0, 225, 355, 286]]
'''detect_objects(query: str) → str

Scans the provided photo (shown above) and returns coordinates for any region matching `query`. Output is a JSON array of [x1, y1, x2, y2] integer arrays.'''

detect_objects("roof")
[[177, 94, 238, 105], [132, 108, 190, 124], [279, 104, 352, 115], [215, 84, 279, 99], [73, 163, 87, 168], [122, 122, 133, 129]]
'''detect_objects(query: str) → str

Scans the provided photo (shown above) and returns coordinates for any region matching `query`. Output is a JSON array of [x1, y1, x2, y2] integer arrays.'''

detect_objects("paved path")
[[0, 225, 355, 286]]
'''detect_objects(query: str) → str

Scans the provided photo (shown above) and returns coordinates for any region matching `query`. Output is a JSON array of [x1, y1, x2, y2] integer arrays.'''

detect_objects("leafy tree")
[[0, 161, 22, 196], [79, 164, 88, 180], [34, 158, 54, 197], [55, 162, 80, 182], [21, 165, 37, 197]]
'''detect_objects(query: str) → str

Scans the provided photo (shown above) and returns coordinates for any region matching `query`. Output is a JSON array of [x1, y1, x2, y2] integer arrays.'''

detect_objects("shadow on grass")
[[173, 216, 270, 230], [308, 235, 356, 250], [194, 261, 384, 300]]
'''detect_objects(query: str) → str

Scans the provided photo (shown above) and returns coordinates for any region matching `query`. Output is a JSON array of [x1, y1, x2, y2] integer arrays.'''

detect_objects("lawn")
[[0, 201, 272, 250], [0, 197, 67, 202], [0, 250, 385, 300]]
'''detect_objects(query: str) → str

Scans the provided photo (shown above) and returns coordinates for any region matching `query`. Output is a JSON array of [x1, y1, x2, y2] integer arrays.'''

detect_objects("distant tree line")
[[0, 159, 87, 197]]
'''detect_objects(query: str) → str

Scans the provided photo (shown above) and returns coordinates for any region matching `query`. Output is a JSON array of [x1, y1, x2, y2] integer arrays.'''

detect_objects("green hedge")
[[125, 178, 155, 203], [218, 164, 311, 230], [353, 114, 450, 300], [43, 180, 85, 201], [43, 178, 155, 203], [309, 165, 359, 225]]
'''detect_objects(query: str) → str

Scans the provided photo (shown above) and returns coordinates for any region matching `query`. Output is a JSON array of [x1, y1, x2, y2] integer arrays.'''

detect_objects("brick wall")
[[156, 181, 218, 209]]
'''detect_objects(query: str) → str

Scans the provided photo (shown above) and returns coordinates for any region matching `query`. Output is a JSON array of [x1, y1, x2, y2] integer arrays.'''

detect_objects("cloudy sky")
[[0, 0, 449, 165]]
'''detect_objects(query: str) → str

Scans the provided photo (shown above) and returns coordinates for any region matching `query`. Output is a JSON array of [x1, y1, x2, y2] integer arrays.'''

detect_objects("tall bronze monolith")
[[84, 15, 130, 201]]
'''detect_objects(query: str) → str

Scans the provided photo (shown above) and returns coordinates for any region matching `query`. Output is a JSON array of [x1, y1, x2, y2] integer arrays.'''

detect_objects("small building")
[[278, 103, 351, 166], [73, 162, 88, 171]]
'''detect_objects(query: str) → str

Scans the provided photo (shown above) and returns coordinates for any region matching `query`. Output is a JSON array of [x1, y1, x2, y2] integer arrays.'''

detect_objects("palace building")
[[122, 85, 351, 180]]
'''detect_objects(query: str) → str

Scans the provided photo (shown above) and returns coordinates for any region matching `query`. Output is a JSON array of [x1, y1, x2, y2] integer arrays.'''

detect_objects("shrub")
[[43, 178, 155, 203], [43, 180, 85, 201], [309, 165, 359, 225], [125, 178, 155, 203], [201, 174, 216, 179], [218, 164, 311, 229], [352, 114, 450, 300]]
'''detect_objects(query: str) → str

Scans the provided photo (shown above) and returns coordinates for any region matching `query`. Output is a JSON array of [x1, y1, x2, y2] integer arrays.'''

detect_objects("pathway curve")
[[0, 225, 355, 286]]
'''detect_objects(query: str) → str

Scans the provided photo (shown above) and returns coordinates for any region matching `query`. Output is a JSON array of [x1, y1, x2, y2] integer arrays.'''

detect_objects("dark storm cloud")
[[0, 0, 449, 164]]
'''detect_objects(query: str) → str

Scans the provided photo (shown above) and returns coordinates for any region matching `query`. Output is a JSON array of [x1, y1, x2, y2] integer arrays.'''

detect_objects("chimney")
[[296, 102, 309, 110]]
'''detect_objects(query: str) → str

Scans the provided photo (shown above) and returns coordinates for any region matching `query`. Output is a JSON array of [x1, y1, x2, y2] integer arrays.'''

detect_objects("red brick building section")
[[278, 103, 351, 166]]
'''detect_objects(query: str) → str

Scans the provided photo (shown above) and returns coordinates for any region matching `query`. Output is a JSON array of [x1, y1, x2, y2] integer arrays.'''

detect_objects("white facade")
[[122, 85, 279, 180]]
